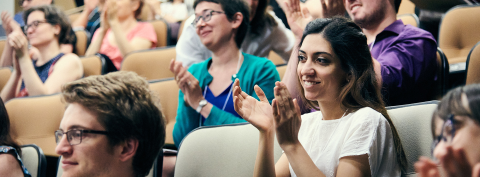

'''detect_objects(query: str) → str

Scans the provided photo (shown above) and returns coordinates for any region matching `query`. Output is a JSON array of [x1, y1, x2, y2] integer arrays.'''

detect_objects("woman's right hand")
[[8, 30, 29, 60], [283, 0, 313, 38], [272, 82, 302, 150], [233, 79, 275, 133], [100, 7, 110, 31]]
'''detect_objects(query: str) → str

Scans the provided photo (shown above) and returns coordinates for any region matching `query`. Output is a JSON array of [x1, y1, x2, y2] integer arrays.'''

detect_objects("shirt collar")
[[381, 19, 405, 35]]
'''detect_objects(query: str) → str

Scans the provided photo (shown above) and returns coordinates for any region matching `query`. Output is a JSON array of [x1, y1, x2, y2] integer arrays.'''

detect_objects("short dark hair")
[[0, 98, 22, 155], [23, 5, 75, 45], [394, 0, 402, 13], [62, 71, 166, 177], [298, 16, 407, 171], [193, 0, 250, 48], [432, 84, 480, 133]]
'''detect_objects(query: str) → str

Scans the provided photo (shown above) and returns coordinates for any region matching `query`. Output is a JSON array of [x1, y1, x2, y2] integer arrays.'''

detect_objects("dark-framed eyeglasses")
[[192, 10, 225, 26], [23, 20, 50, 33], [55, 129, 109, 146], [431, 114, 456, 153], [19, 0, 33, 6]]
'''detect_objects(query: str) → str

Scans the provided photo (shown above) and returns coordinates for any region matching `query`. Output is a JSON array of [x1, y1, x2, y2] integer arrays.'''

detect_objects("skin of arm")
[[0, 69, 21, 102], [0, 154, 24, 177], [18, 53, 83, 96], [85, 27, 106, 56], [0, 40, 14, 67], [108, 20, 153, 58]]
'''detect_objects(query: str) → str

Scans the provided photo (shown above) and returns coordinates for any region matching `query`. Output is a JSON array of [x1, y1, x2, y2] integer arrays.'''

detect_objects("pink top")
[[92, 22, 157, 70]]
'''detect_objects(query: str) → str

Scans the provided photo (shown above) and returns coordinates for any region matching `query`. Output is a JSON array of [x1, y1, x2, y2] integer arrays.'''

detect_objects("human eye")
[[315, 57, 330, 64], [298, 55, 306, 62]]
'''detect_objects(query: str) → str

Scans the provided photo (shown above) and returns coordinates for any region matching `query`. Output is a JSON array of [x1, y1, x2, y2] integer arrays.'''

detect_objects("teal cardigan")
[[173, 53, 281, 147]]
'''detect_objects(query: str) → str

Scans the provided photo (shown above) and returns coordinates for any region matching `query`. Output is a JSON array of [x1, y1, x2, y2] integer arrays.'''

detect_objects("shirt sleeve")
[[269, 13, 295, 62], [133, 23, 158, 47], [175, 15, 211, 67], [377, 38, 437, 92]]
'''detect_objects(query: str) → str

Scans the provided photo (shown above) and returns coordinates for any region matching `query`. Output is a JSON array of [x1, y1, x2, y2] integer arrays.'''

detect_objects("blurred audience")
[[55, 71, 165, 177], [72, 0, 106, 39], [85, 0, 157, 71], [176, 0, 295, 67], [0, 99, 31, 177], [145, 0, 188, 43], [415, 84, 480, 177], [170, 0, 280, 148], [234, 17, 406, 176], [0, 5, 83, 102]]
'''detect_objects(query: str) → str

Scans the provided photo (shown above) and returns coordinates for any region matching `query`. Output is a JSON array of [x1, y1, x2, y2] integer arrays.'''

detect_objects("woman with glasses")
[[0, 5, 83, 102], [170, 0, 280, 148], [415, 84, 480, 177], [85, 0, 157, 71], [0, 98, 31, 177]]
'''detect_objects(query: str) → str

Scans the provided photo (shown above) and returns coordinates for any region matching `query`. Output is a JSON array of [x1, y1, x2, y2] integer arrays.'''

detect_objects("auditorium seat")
[[439, 4, 480, 64], [175, 123, 284, 177], [397, 13, 420, 27], [433, 47, 449, 100], [150, 20, 170, 47], [6, 94, 66, 157], [276, 64, 287, 80], [466, 41, 480, 84], [21, 144, 47, 177], [268, 50, 285, 65], [398, 0, 416, 15], [121, 47, 176, 80], [0, 38, 5, 60], [74, 29, 88, 56], [149, 78, 179, 147], [0, 67, 12, 92], [67, 12, 81, 23], [388, 101, 438, 177], [80, 54, 107, 77]]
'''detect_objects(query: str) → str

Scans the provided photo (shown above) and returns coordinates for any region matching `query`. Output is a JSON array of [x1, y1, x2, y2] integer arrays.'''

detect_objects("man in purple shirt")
[[344, 0, 438, 105]]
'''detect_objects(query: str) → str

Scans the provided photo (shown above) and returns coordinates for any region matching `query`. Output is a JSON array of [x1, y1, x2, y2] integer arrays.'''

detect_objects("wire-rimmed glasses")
[[431, 114, 456, 154], [23, 20, 50, 33], [55, 129, 109, 146]]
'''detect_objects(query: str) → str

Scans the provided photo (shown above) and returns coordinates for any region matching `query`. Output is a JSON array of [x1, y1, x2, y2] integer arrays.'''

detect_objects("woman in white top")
[[232, 17, 407, 177]]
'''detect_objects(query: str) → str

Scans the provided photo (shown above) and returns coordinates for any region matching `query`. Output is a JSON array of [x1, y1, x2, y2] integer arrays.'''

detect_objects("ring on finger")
[[188, 81, 191, 85]]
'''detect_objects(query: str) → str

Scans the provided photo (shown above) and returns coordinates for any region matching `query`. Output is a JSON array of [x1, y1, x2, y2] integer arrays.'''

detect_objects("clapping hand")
[[169, 59, 204, 109], [272, 82, 302, 150], [233, 79, 275, 133], [415, 147, 480, 177], [8, 30, 29, 60], [1, 12, 21, 35], [283, 0, 313, 38]]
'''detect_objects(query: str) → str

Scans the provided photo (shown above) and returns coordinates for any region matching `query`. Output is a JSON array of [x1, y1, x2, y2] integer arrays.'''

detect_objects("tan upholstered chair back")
[[439, 5, 480, 64], [175, 123, 283, 177], [74, 30, 88, 56], [268, 50, 285, 65], [21, 144, 47, 177], [150, 20, 169, 47], [121, 47, 176, 80], [397, 13, 420, 27], [149, 78, 179, 146], [398, 0, 416, 15], [68, 12, 81, 23], [6, 94, 66, 156], [0, 38, 5, 60], [387, 101, 438, 176], [466, 41, 480, 84], [0, 67, 12, 92], [80, 55, 106, 77], [276, 64, 287, 80]]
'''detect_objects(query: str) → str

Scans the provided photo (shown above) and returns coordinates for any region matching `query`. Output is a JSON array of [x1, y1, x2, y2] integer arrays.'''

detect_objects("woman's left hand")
[[272, 82, 302, 151], [414, 156, 440, 177], [8, 30, 29, 60], [169, 59, 204, 109]]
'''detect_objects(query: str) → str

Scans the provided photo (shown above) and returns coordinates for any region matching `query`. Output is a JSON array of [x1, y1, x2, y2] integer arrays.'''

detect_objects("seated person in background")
[[0, 99, 31, 177], [170, 0, 280, 148], [0, 5, 83, 103], [234, 17, 406, 177], [415, 84, 480, 177], [344, 0, 437, 106], [176, 0, 295, 68], [55, 71, 165, 177], [145, 0, 188, 42], [71, 0, 106, 38], [14, 0, 52, 26], [85, 0, 157, 71]]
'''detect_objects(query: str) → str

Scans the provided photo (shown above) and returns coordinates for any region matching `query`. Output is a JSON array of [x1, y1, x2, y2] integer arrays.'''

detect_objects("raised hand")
[[414, 156, 440, 177], [272, 82, 302, 149], [233, 79, 274, 132], [8, 30, 29, 60], [100, 8, 110, 30], [169, 59, 204, 109], [1, 12, 21, 35], [105, 0, 119, 23], [321, 0, 345, 18], [283, 0, 313, 38], [84, 0, 100, 12], [439, 147, 474, 177]]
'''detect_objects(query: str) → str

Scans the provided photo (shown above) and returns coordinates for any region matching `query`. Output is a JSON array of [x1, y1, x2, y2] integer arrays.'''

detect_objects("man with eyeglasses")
[[55, 71, 165, 177]]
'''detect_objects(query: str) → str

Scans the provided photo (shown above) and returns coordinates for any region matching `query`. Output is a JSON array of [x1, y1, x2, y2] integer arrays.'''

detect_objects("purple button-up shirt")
[[370, 20, 437, 106]]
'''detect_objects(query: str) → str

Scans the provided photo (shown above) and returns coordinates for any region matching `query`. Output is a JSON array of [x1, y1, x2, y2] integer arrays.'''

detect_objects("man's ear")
[[231, 12, 244, 29], [118, 138, 139, 162]]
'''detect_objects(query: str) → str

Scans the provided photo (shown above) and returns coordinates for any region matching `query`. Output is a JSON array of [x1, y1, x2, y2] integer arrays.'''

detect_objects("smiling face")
[[25, 11, 59, 47], [194, 2, 237, 50], [297, 33, 347, 102], [343, 0, 387, 28], [55, 103, 117, 177]]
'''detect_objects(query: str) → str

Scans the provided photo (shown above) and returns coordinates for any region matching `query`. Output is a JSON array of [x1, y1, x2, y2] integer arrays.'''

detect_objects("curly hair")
[[62, 71, 165, 177]]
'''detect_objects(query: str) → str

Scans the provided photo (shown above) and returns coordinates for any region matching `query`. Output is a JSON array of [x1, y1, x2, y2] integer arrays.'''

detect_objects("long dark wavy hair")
[[297, 16, 407, 171], [249, 0, 277, 35], [0, 99, 22, 154]]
